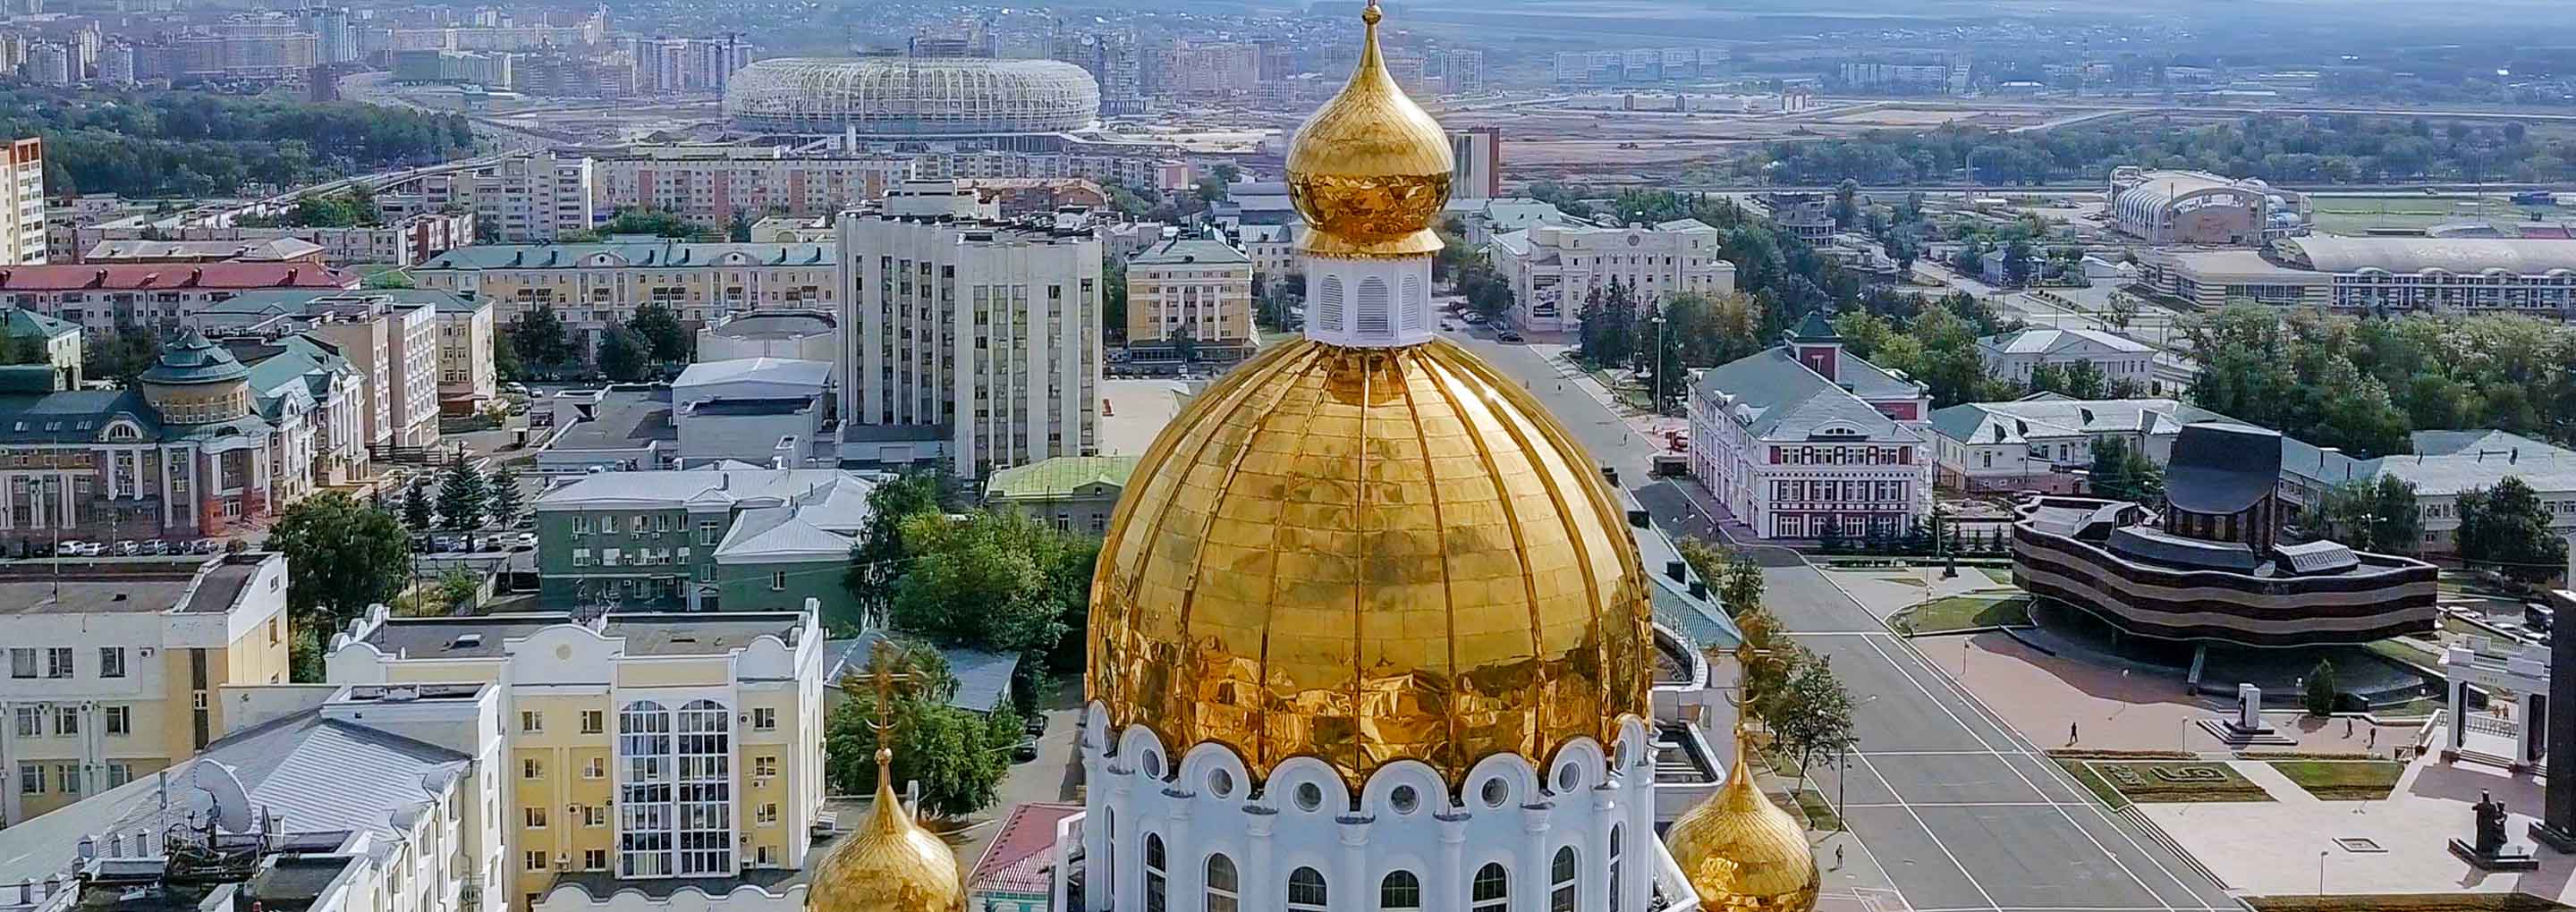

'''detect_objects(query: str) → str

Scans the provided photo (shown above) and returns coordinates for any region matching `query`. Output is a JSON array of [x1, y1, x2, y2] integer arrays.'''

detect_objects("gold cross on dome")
[[866, 639, 912, 740]]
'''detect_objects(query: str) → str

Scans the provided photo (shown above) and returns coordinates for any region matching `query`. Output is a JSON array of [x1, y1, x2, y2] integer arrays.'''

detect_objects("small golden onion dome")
[[1087, 337, 1655, 791], [1284, 0, 1454, 259], [1664, 730, 1821, 912], [808, 748, 963, 912]]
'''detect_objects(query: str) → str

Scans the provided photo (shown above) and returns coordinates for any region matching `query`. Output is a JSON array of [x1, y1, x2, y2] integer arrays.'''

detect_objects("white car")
[[56, 541, 99, 556]]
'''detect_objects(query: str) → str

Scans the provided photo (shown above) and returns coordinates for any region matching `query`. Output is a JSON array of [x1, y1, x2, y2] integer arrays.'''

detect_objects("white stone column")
[[1590, 782, 1617, 911], [1106, 757, 1138, 912], [1245, 806, 1277, 912], [1166, 785, 1196, 906], [1626, 755, 1654, 912], [1522, 800, 1552, 911], [1437, 812, 1466, 910], [2452, 678, 2470, 750], [1335, 812, 1368, 912]]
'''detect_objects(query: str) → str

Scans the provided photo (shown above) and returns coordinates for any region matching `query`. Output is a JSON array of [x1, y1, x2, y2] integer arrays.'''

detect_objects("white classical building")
[[1487, 219, 1736, 333], [1976, 326, 2156, 389], [1928, 395, 2224, 494], [1689, 313, 1934, 540]]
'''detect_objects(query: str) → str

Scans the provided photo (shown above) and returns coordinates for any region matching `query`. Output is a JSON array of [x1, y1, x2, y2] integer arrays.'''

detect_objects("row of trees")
[[395, 460, 522, 533], [2188, 305, 2576, 459], [236, 188, 381, 229], [2, 88, 476, 198], [499, 302, 692, 383], [1677, 539, 1858, 793]]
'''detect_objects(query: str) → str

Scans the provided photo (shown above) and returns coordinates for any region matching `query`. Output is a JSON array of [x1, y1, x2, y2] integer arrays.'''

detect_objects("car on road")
[[111, 540, 140, 556], [189, 538, 223, 554], [509, 532, 537, 551], [1023, 714, 1047, 737], [1460, 312, 1484, 325], [140, 540, 169, 555], [56, 540, 96, 556], [1012, 739, 1039, 762], [1495, 330, 1524, 343], [1439, 321, 1455, 331]]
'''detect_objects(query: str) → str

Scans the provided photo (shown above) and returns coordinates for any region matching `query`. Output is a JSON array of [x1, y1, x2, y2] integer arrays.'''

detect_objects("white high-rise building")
[[3, 138, 43, 266], [835, 184, 1102, 477], [470, 150, 596, 241], [1487, 219, 1737, 333]]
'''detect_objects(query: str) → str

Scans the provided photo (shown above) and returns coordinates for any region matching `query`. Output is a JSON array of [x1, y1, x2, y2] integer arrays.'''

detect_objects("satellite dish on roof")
[[186, 760, 255, 834]]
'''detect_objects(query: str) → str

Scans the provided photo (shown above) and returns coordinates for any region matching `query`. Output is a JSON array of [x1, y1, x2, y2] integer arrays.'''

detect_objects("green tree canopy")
[[2088, 436, 2165, 506], [597, 325, 651, 382], [628, 301, 691, 362], [888, 510, 1097, 656], [266, 491, 411, 630], [436, 460, 487, 531], [2457, 476, 2570, 582], [821, 642, 1016, 819]]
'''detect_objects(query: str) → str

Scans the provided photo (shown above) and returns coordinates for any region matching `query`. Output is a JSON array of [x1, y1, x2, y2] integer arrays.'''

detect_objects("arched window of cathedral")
[[1205, 854, 1239, 912], [1608, 825, 1624, 911], [1550, 846, 1579, 912], [1471, 863, 1509, 912], [1143, 834, 1166, 912], [1287, 866, 1327, 911], [1377, 871, 1421, 910]]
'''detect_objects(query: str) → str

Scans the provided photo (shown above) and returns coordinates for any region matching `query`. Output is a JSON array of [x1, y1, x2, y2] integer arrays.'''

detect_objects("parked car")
[[195, 538, 225, 554], [140, 540, 169, 555], [60, 541, 102, 557], [1012, 739, 1039, 762], [112, 540, 140, 556], [1023, 714, 1047, 737], [509, 533, 537, 551], [1460, 312, 1485, 325], [1495, 330, 1525, 343]]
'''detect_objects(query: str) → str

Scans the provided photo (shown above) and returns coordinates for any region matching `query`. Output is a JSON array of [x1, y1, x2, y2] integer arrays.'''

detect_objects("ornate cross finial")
[[1362, 0, 1382, 25], [1726, 643, 1777, 730], [866, 640, 912, 783]]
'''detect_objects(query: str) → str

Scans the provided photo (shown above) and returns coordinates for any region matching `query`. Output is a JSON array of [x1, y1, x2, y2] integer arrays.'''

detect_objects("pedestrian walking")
[[2069, 722, 2080, 745], [1835, 844, 1845, 869], [2345, 717, 2354, 737], [2367, 727, 2377, 748]]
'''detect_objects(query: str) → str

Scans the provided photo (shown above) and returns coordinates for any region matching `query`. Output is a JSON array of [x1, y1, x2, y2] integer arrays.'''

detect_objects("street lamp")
[[1650, 308, 1669, 418], [2317, 849, 2329, 895]]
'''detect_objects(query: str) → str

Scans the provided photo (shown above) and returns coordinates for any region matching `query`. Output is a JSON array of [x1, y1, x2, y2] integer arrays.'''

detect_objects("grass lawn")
[[1792, 789, 1844, 832], [2309, 195, 2550, 237], [2077, 760, 2273, 804], [2267, 760, 2405, 801], [2055, 758, 2131, 810], [1890, 595, 2031, 635], [2248, 894, 2574, 912], [1979, 567, 2017, 587]]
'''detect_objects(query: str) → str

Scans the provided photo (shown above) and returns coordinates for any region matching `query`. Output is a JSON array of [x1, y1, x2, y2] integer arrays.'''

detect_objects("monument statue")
[[2478, 790, 2510, 856]]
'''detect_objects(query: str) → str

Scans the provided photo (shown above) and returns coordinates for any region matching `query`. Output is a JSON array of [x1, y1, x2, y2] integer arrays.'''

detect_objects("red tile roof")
[[0, 264, 360, 292], [968, 802, 1080, 897]]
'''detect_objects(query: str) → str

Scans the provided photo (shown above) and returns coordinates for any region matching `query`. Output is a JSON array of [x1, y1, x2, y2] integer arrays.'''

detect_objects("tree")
[[597, 325, 651, 382], [628, 301, 691, 363], [2087, 436, 2164, 505], [507, 304, 575, 371], [487, 465, 524, 528], [822, 643, 1015, 818], [1766, 655, 1858, 791], [843, 472, 952, 632], [2003, 238, 2036, 287], [726, 208, 753, 242], [887, 510, 1094, 656], [2028, 359, 2109, 399], [2303, 659, 2340, 716], [266, 492, 410, 673], [2456, 476, 2570, 583], [434, 568, 480, 614], [2316, 476, 2422, 553], [1826, 178, 1860, 229], [1101, 254, 1129, 345], [436, 460, 488, 531], [401, 482, 434, 531], [1678, 537, 1766, 617], [595, 207, 709, 240], [84, 324, 161, 386], [491, 326, 524, 382]]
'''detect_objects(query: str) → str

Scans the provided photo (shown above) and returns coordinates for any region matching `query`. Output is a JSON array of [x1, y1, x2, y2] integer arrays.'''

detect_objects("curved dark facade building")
[[2009, 423, 2438, 646]]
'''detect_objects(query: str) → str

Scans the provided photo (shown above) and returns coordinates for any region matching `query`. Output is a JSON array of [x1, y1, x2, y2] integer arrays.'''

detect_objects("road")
[[1443, 328, 2243, 912]]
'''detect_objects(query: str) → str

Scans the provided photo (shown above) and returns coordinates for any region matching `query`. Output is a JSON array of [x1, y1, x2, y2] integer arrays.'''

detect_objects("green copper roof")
[[140, 327, 251, 385], [984, 455, 1141, 501], [0, 307, 77, 341], [1792, 309, 1840, 342]]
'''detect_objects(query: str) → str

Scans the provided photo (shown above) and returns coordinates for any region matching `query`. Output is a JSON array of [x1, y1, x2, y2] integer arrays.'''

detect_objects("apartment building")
[[471, 152, 597, 242], [1487, 218, 1738, 333], [1123, 236, 1251, 358], [911, 150, 1191, 193], [588, 145, 911, 225], [2, 139, 41, 266], [0, 263, 359, 334], [0, 553, 291, 826], [1, 306, 80, 388], [193, 291, 445, 452], [837, 207, 1103, 477], [415, 241, 835, 350], [1976, 327, 2157, 389], [433, 293, 499, 412], [531, 468, 874, 616], [225, 332, 373, 487], [324, 605, 828, 912]]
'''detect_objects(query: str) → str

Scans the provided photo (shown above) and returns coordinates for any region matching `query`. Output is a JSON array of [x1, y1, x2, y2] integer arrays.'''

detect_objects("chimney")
[[1690, 579, 1708, 599], [1627, 509, 1649, 528], [1665, 560, 1686, 582], [1601, 466, 1619, 486]]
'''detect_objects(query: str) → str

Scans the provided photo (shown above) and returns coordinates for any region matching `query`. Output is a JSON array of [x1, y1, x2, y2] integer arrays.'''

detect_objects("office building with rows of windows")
[[531, 468, 877, 618]]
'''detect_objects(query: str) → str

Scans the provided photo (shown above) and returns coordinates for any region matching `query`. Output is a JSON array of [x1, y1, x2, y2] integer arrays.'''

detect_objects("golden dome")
[[1664, 727, 1821, 912], [1284, 0, 1454, 259], [808, 749, 963, 912], [1086, 337, 1654, 790]]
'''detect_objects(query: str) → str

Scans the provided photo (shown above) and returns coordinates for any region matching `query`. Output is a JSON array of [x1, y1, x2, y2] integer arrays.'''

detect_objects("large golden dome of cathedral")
[[807, 749, 963, 912], [1085, 338, 1655, 789], [1284, 1, 1454, 259], [1665, 726, 1822, 912]]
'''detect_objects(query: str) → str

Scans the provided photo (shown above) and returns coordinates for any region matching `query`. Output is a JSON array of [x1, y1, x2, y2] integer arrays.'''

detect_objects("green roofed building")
[[0, 306, 80, 390], [982, 454, 1139, 535]]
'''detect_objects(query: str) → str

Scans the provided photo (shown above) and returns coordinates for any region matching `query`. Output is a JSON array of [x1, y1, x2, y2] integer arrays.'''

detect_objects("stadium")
[[722, 55, 1102, 138]]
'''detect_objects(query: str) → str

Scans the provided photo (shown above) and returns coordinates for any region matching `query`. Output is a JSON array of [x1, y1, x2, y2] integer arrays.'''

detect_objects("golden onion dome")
[[1664, 726, 1821, 912], [1284, 0, 1454, 259], [807, 749, 963, 912], [1086, 337, 1655, 790]]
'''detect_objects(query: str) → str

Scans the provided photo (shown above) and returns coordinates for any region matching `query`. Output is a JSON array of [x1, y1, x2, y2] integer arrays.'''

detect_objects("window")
[[572, 516, 591, 534], [754, 756, 779, 778], [55, 707, 77, 736], [521, 710, 544, 732], [1143, 834, 1167, 912], [697, 519, 718, 545], [523, 758, 543, 779], [584, 805, 608, 827], [56, 765, 78, 796], [1472, 863, 1509, 912], [524, 851, 547, 872], [99, 647, 125, 679], [584, 849, 607, 871], [1609, 825, 1623, 912], [18, 763, 40, 795], [1379, 871, 1421, 910], [582, 710, 605, 734], [107, 763, 131, 788], [770, 570, 786, 590], [583, 756, 606, 779], [1206, 854, 1240, 912], [106, 706, 130, 736], [752, 707, 776, 730], [524, 806, 548, 829], [46, 647, 72, 678], [6, 648, 30, 678], [1551, 847, 1578, 912], [1287, 866, 1327, 911], [13, 706, 38, 738], [757, 802, 779, 824], [602, 515, 620, 534]]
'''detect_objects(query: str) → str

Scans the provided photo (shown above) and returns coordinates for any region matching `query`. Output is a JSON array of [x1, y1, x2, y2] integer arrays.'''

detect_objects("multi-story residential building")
[[80, 237, 331, 266], [587, 145, 911, 225], [531, 468, 873, 616], [140, 31, 320, 80], [2280, 428, 2576, 555], [2, 139, 40, 266], [1928, 395, 2224, 494], [912, 150, 1191, 193], [0, 306, 80, 387], [192, 290, 444, 452], [432, 292, 498, 412], [323, 605, 826, 912], [1445, 48, 1485, 94], [1976, 326, 2157, 390], [471, 151, 597, 242], [226, 332, 373, 486], [630, 33, 755, 93], [21, 43, 72, 85], [1689, 313, 1934, 540], [837, 206, 1103, 477], [1487, 218, 1738, 333], [2140, 236, 2576, 317], [0, 552, 292, 826], [1234, 223, 1298, 279], [982, 453, 1136, 536], [415, 241, 836, 350], [1123, 236, 1251, 359], [0, 330, 315, 542], [0, 263, 360, 334], [1448, 126, 1500, 200]]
